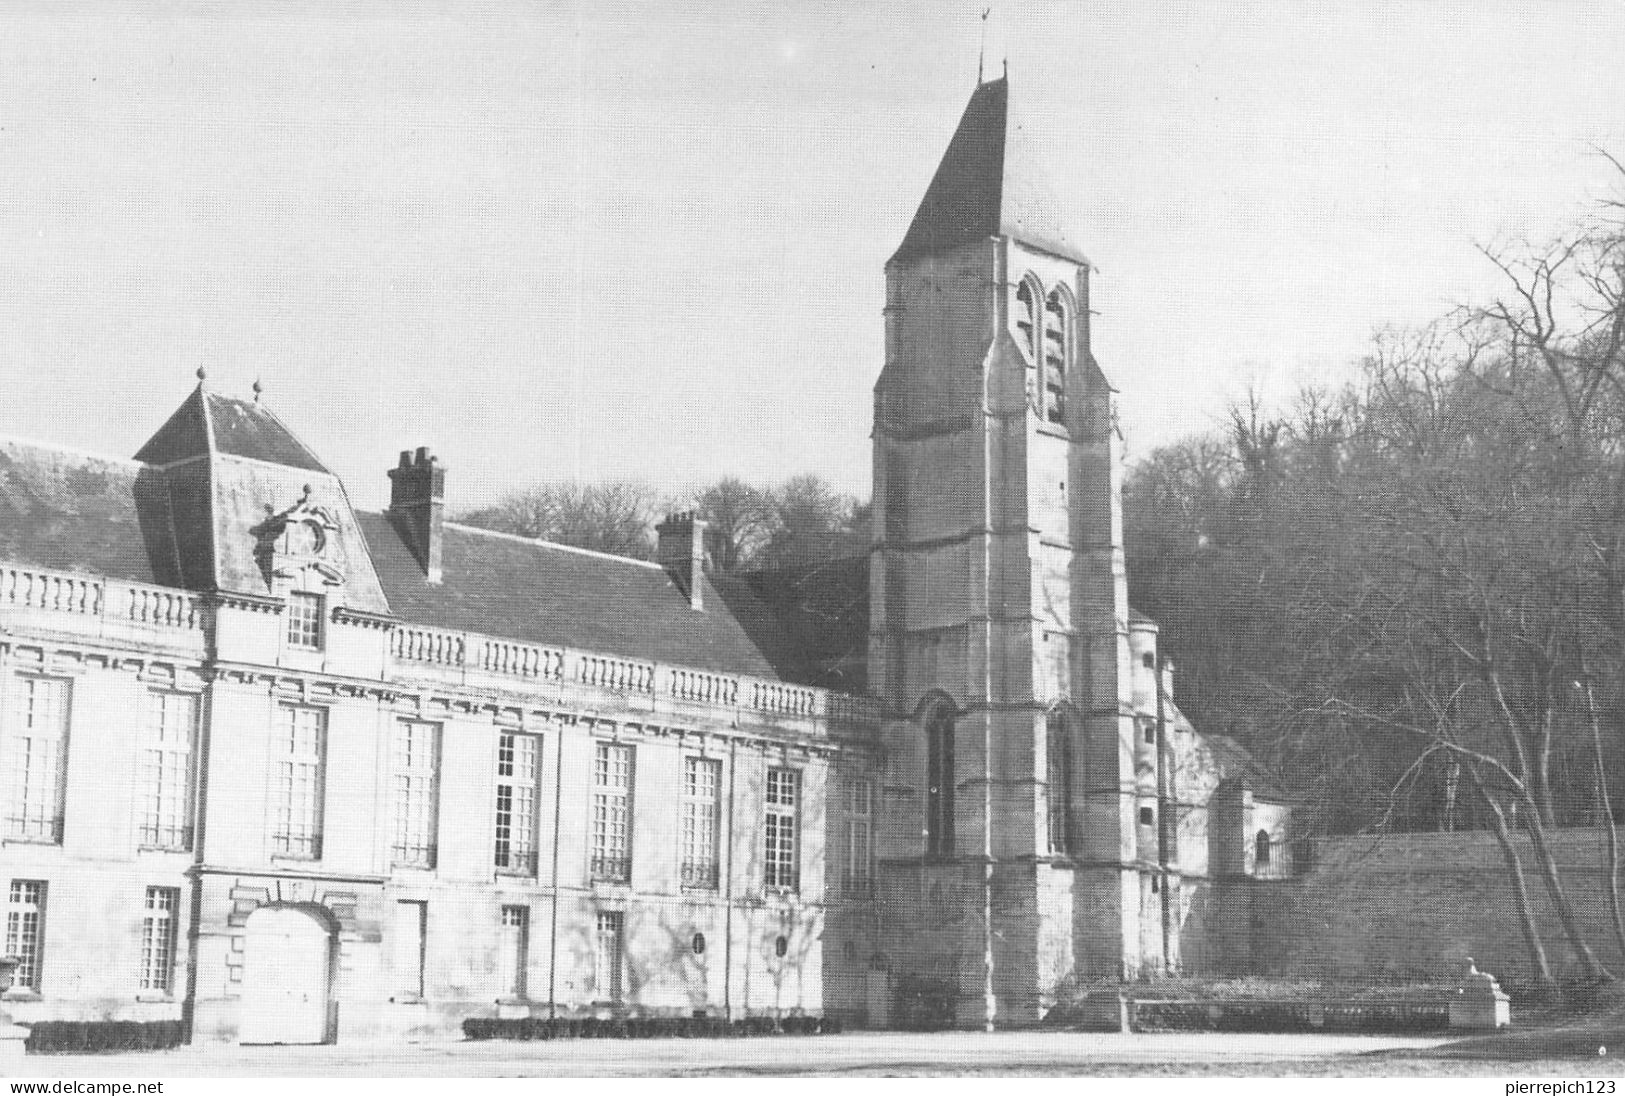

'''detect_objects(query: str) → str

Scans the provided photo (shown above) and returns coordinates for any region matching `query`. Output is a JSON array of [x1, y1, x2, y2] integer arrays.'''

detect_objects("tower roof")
[[134, 384, 330, 473], [890, 76, 1086, 266]]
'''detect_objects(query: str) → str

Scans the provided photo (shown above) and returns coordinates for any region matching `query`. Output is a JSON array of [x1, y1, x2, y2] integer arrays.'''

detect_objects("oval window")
[[775, 935, 788, 958], [692, 933, 706, 955]]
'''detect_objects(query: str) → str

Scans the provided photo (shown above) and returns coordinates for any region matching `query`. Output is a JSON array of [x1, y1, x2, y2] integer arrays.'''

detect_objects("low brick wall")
[[1247, 828, 1625, 990]]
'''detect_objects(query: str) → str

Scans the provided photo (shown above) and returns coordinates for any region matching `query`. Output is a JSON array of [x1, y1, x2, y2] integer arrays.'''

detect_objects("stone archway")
[[239, 904, 335, 1045]]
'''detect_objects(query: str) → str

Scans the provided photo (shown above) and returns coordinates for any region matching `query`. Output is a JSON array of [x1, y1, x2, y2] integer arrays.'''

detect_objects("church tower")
[[869, 75, 1162, 1026]]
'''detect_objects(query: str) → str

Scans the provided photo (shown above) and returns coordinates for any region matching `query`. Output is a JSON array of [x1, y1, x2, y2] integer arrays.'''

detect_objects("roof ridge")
[[436, 519, 666, 570], [0, 434, 148, 468]]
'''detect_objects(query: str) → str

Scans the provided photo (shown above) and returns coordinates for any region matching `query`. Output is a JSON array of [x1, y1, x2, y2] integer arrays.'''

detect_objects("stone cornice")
[[204, 589, 284, 613], [331, 606, 397, 630]]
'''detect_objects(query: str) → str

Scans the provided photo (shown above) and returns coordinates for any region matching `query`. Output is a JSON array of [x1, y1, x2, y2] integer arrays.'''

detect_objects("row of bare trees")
[[1125, 158, 1625, 990], [456, 473, 869, 572]]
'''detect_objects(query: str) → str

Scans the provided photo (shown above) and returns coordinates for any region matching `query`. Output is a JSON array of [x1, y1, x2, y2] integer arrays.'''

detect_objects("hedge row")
[[462, 1015, 838, 1041], [25, 1021, 189, 1055], [1130, 999, 1451, 1034]]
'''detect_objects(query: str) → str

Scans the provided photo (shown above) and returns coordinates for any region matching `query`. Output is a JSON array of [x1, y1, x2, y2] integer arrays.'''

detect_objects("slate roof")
[[357, 513, 787, 680], [729, 556, 870, 693], [134, 386, 330, 473], [0, 439, 180, 586], [890, 77, 1087, 266]]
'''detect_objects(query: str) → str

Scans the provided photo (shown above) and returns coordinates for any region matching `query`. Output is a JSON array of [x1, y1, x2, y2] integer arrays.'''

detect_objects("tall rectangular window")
[[5, 880, 45, 991], [393, 900, 426, 999], [925, 706, 955, 857], [845, 779, 874, 898], [593, 911, 624, 1002], [141, 691, 197, 850], [285, 591, 324, 650], [392, 720, 440, 869], [494, 733, 540, 875], [5, 677, 70, 843], [273, 705, 326, 859], [1047, 712, 1073, 857], [681, 757, 721, 890], [498, 905, 530, 1000], [591, 743, 633, 883], [764, 768, 800, 892], [139, 887, 179, 994]]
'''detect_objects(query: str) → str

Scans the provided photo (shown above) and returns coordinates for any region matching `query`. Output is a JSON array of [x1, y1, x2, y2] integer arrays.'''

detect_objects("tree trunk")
[[1469, 767, 1556, 990], [1583, 674, 1625, 964], [1521, 801, 1614, 981]]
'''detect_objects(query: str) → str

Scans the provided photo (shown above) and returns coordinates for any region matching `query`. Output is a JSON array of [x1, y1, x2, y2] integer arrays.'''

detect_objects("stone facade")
[[0, 74, 1282, 1042]]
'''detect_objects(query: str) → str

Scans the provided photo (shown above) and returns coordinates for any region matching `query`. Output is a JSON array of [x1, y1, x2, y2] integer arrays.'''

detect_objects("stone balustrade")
[[389, 619, 880, 732], [0, 562, 883, 733], [0, 564, 201, 635]]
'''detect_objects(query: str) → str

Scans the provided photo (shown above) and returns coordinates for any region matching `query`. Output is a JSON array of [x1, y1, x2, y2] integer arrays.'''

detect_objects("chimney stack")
[[387, 447, 445, 584], [656, 511, 709, 610]]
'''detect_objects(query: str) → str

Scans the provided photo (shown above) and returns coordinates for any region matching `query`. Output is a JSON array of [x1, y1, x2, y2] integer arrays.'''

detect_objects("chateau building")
[[0, 74, 1286, 1042]]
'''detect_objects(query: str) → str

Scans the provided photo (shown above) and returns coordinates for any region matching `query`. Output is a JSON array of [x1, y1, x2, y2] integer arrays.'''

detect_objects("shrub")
[[25, 1020, 188, 1055], [460, 1014, 836, 1041]]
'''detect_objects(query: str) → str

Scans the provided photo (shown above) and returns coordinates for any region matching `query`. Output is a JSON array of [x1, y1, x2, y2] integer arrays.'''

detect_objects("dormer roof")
[[134, 385, 329, 473]]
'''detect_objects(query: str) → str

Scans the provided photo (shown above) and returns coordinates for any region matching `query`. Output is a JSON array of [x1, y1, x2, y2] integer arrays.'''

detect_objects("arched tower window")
[[925, 705, 956, 857], [1046, 709, 1073, 856], [1043, 289, 1071, 424], [1014, 279, 1038, 357], [1255, 830, 1272, 868]]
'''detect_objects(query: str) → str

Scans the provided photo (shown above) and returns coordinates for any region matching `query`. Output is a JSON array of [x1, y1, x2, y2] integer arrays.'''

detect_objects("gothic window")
[[925, 704, 955, 857], [1046, 710, 1073, 857], [1043, 288, 1071, 424], [1015, 278, 1038, 356]]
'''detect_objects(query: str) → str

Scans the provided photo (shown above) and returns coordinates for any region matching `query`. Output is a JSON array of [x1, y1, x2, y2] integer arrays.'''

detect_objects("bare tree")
[[458, 480, 662, 560]]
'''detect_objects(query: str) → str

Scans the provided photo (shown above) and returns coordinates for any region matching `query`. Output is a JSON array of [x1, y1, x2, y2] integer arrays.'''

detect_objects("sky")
[[2, 0, 1623, 511]]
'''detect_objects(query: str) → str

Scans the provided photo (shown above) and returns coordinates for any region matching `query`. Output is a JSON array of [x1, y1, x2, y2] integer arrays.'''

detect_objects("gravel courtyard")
[[14, 1030, 1625, 1077]]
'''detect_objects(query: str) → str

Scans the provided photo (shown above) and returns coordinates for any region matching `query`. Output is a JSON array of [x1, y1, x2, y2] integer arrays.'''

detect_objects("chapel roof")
[[890, 76, 1088, 266]]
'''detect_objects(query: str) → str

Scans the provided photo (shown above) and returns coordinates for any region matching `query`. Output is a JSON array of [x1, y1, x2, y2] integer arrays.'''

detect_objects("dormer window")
[[1015, 279, 1037, 356], [286, 591, 324, 650], [1043, 289, 1071, 424]]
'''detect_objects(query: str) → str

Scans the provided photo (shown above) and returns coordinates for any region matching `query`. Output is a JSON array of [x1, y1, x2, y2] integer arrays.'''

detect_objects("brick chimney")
[[656, 511, 709, 610], [387, 447, 445, 584]]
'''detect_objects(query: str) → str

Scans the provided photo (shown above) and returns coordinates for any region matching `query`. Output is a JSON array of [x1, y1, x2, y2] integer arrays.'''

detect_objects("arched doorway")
[[239, 905, 334, 1045]]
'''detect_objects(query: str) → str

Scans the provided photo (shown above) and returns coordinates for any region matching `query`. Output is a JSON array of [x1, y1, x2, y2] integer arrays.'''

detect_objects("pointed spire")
[[890, 76, 1086, 266], [978, 7, 990, 83]]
